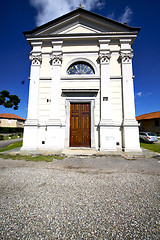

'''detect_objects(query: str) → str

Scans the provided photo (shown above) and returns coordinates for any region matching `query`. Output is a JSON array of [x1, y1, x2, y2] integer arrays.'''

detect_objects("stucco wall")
[[110, 79, 122, 121], [38, 80, 51, 121], [39, 42, 122, 78], [38, 42, 122, 123]]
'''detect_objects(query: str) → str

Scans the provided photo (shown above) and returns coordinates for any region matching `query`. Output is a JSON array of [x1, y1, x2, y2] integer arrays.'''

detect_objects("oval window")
[[67, 62, 95, 75]]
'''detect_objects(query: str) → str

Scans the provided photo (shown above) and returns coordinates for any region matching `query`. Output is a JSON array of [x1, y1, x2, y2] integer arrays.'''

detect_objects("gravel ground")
[[0, 155, 160, 239]]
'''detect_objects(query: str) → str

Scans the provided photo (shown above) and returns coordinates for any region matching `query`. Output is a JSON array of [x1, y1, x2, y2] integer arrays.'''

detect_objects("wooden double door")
[[70, 103, 91, 147]]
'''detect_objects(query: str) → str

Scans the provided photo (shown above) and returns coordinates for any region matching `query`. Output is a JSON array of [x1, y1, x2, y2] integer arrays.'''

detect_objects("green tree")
[[0, 90, 20, 110]]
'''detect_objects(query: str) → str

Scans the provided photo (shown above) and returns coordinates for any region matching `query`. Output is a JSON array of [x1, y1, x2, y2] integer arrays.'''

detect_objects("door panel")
[[70, 103, 91, 147]]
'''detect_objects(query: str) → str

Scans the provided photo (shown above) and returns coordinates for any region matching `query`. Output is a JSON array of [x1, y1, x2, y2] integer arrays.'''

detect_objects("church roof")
[[24, 7, 141, 37]]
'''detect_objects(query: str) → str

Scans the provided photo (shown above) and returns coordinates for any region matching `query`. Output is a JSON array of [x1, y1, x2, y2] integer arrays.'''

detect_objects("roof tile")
[[0, 113, 25, 121], [136, 111, 160, 120]]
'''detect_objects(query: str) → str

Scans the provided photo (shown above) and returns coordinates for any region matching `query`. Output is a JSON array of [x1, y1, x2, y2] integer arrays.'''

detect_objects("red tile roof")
[[0, 113, 25, 121], [136, 111, 160, 121]]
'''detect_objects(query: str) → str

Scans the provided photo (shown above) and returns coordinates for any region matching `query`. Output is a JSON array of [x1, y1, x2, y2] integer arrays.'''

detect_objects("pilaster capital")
[[119, 52, 133, 64], [50, 53, 63, 66], [98, 52, 111, 64], [29, 54, 42, 66]]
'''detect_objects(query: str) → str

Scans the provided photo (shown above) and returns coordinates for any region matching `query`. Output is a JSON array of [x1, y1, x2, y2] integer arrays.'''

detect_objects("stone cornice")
[[26, 33, 138, 46]]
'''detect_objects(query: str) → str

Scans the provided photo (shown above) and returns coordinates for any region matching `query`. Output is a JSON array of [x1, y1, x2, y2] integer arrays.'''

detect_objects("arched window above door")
[[67, 62, 95, 75]]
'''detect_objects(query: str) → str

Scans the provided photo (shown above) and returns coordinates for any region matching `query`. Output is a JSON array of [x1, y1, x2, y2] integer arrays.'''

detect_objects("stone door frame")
[[65, 98, 95, 148]]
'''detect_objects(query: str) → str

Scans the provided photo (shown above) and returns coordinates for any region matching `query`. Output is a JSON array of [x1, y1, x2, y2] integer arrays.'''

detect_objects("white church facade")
[[22, 7, 141, 152]]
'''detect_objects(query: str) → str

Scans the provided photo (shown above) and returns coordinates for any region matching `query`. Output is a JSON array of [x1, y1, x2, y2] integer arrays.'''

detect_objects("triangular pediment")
[[59, 24, 100, 34], [24, 8, 140, 37]]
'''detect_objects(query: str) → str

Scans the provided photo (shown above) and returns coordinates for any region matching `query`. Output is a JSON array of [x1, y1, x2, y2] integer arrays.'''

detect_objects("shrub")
[[9, 134, 14, 139], [0, 127, 23, 134], [0, 135, 4, 140]]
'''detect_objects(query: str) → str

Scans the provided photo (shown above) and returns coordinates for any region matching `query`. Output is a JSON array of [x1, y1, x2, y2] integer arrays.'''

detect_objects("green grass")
[[140, 143, 160, 153], [0, 140, 65, 161], [0, 154, 64, 162], [0, 141, 23, 152]]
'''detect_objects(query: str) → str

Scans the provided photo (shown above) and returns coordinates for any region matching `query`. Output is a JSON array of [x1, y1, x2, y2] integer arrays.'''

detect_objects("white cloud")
[[137, 92, 142, 97], [136, 92, 152, 97], [118, 6, 133, 24], [30, 0, 105, 26], [107, 11, 115, 19]]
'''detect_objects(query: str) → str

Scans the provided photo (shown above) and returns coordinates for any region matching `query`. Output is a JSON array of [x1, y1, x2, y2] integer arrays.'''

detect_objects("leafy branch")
[[0, 90, 20, 110]]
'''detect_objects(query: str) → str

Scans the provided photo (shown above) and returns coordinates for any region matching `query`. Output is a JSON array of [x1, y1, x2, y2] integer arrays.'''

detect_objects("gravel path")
[[0, 155, 160, 239]]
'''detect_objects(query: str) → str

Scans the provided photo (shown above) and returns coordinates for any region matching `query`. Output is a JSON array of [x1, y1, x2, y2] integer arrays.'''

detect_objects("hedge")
[[0, 127, 24, 134]]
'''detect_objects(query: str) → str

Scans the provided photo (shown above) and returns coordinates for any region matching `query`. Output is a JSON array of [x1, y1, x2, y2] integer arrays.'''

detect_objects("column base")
[[99, 121, 121, 151], [122, 119, 141, 152], [22, 121, 38, 150], [22, 120, 65, 151]]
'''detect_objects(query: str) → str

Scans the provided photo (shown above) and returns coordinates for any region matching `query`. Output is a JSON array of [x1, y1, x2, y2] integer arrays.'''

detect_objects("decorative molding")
[[29, 54, 42, 65], [39, 78, 52, 81], [61, 76, 100, 81], [120, 52, 133, 64], [62, 89, 99, 93], [110, 76, 122, 79], [50, 53, 63, 65], [26, 34, 138, 45], [98, 52, 111, 64], [99, 119, 121, 127], [122, 119, 139, 127]]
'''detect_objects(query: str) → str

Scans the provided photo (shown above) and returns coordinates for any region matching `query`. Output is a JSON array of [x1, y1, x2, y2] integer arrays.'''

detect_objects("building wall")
[[38, 41, 122, 124], [139, 119, 160, 134], [38, 80, 52, 121], [22, 28, 141, 152], [0, 118, 24, 128]]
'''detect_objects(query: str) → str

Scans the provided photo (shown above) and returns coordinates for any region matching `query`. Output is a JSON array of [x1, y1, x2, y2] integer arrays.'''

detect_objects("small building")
[[136, 111, 160, 134], [0, 113, 25, 128], [22, 7, 141, 152]]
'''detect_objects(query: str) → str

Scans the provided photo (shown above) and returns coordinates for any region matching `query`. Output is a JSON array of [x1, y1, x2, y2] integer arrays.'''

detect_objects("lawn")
[[0, 141, 23, 152], [140, 142, 160, 153], [0, 140, 64, 161], [0, 154, 64, 162]]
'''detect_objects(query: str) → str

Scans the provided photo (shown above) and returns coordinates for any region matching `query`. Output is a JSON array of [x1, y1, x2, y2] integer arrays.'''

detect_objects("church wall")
[[22, 31, 140, 151], [109, 44, 120, 51], [38, 80, 51, 121], [110, 79, 122, 121], [66, 26, 97, 34], [39, 43, 121, 79], [110, 54, 121, 76], [62, 43, 99, 53], [59, 79, 100, 126], [38, 43, 123, 132], [40, 55, 52, 78]]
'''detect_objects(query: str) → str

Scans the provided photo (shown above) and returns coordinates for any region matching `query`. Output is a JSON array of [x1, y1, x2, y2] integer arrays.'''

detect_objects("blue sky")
[[0, 0, 160, 119]]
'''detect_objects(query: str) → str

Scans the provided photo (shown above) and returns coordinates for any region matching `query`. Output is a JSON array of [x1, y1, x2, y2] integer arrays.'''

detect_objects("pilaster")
[[98, 40, 112, 122], [98, 40, 117, 151], [27, 42, 42, 121], [49, 41, 63, 124], [22, 41, 42, 150], [120, 39, 135, 120], [120, 39, 141, 152]]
